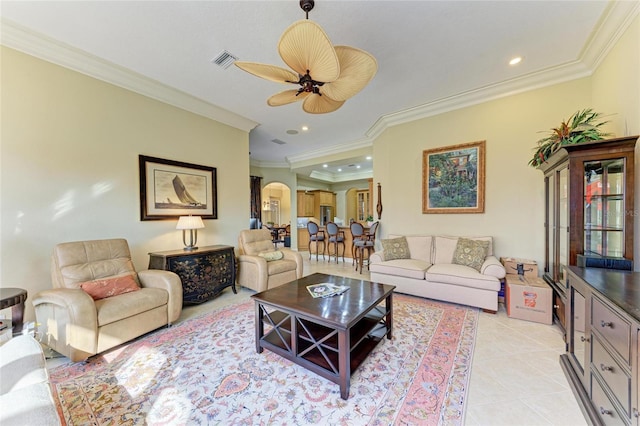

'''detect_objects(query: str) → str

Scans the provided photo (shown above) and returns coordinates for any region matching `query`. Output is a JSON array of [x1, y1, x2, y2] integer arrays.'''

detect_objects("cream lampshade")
[[176, 215, 205, 251]]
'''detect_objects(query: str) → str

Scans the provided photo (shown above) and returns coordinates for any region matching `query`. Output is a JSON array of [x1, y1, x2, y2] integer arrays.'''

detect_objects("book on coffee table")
[[307, 283, 350, 298]]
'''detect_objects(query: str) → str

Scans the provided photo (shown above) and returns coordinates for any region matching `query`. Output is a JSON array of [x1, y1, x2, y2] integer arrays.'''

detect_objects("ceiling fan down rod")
[[300, 0, 314, 19]]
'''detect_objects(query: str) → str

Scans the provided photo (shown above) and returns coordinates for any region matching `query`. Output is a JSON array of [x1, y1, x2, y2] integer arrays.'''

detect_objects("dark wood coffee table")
[[251, 273, 395, 399]]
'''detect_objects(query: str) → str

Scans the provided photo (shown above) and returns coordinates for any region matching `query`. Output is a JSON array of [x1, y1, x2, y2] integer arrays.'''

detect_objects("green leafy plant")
[[366, 215, 374, 222], [529, 109, 611, 167]]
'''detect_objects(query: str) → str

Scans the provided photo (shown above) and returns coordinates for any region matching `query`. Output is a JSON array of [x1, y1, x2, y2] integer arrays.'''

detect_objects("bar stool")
[[354, 221, 379, 273], [326, 222, 345, 263], [349, 222, 365, 267], [307, 221, 325, 260]]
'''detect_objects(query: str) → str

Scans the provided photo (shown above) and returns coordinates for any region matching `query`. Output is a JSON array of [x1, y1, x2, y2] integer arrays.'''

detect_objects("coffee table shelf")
[[261, 307, 389, 374], [252, 273, 395, 399]]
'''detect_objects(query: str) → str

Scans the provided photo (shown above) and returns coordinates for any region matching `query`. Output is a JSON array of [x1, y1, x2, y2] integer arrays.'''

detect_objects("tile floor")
[[46, 252, 588, 425]]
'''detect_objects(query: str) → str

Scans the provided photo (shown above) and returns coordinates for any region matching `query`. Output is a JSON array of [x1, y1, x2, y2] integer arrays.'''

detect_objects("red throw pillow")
[[80, 275, 140, 300]]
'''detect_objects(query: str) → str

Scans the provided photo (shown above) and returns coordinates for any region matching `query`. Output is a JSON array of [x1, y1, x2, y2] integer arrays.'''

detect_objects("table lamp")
[[176, 215, 204, 251]]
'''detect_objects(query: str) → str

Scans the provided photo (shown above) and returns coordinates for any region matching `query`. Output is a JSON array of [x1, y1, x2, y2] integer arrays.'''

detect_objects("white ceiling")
[[1, 1, 634, 183]]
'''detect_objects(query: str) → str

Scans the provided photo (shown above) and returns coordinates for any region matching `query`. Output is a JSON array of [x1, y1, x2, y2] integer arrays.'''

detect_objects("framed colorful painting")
[[422, 140, 485, 214], [139, 155, 217, 220]]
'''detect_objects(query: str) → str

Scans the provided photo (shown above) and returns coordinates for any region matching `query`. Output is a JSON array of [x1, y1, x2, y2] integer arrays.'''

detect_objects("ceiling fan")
[[235, 0, 377, 114]]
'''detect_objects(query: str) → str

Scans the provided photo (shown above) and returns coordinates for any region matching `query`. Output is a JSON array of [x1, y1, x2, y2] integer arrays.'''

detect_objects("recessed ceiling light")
[[286, 129, 299, 135], [301, 126, 309, 131], [366, 156, 372, 160], [356, 165, 361, 169], [509, 56, 522, 66], [338, 168, 342, 172], [323, 164, 328, 168]]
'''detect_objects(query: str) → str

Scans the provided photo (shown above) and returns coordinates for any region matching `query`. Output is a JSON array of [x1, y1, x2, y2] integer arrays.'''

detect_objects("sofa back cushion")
[[389, 234, 432, 263], [434, 236, 493, 264]]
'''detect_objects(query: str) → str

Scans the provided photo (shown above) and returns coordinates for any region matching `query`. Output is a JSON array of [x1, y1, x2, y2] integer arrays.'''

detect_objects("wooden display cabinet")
[[538, 136, 637, 331]]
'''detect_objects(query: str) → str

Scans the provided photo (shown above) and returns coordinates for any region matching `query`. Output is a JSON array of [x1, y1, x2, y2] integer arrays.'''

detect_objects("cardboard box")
[[500, 257, 539, 277], [505, 275, 552, 324]]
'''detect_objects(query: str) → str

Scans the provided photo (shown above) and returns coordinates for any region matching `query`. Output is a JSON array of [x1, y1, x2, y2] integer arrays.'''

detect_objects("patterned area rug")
[[49, 294, 478, 425]]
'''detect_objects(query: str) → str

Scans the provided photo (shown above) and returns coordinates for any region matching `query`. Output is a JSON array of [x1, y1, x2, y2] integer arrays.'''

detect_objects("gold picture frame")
[[422, 140, 485, 214]]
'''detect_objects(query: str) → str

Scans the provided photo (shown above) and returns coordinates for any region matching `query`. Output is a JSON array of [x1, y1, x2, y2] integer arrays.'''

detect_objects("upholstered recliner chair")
[[237, 229, 303, 293], [33, 239, 182, 362]]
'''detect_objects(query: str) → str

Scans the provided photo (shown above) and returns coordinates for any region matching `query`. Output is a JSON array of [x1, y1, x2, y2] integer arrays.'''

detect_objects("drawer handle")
[[600, 320, 613, 328], [600, 407, 613, 416], [580, 336, 590, 342], [600, 363, 613, 372]]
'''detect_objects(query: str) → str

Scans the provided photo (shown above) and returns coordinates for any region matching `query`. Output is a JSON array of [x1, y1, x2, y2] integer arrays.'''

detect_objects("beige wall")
[[373, 13, 639, 270], [1, 47, 250, 322], [373, 78, 593, 268]]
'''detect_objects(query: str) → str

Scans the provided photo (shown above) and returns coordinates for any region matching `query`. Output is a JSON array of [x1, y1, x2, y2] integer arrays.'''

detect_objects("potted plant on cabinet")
[[528, 108, 611, 168]]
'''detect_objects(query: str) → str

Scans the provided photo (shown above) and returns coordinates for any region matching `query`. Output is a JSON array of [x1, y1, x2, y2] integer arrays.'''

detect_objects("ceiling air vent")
[[271, 139, 287, 145], [211, 50, 238, 69]]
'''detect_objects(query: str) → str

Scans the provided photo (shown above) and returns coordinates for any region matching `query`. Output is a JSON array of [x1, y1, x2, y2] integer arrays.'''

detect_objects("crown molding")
[[249, 159, 290, 169], [366, 0, 637, 140], [367, 60, 592, 140], [2, 1, 635, 161], [286, 138, 372, 165], [580, 0, 639, 70], [0, 18, 259, 133], [309, 169, 372, 183]]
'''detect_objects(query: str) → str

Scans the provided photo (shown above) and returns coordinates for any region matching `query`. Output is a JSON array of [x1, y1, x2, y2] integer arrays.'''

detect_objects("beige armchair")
[[33, 239, 182, 362], [237, 229, 303, 292]]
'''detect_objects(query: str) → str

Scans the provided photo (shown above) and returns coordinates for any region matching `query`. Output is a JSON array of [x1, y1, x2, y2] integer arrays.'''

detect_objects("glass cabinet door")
[[583, 159, 625, 258], [558, 167, 569, 283]]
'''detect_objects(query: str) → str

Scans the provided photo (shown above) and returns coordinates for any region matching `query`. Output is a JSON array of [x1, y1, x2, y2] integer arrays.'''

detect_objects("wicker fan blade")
[[278, 20, 340, 83], [235, 62, 299, 84], [268, 90, 310, 106], [320, 46, 377, 102], [302, 93, 345, 114]]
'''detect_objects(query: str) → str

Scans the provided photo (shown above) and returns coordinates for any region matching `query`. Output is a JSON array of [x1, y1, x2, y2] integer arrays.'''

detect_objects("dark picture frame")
[[139, 155, 217, 220], [422, 140, 485, 214]]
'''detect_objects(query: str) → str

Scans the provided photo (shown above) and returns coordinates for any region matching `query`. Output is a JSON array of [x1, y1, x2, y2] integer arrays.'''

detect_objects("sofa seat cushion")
[[95, 287, 168, 326], [267, 259, 298, 276], [369, 259, 431, 280], [425, 263, 500, 291]]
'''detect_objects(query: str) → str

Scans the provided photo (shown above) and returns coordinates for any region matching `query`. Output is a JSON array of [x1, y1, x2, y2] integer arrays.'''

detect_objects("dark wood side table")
[[0, 288, 27, 336], [148, 245, 236, 305]]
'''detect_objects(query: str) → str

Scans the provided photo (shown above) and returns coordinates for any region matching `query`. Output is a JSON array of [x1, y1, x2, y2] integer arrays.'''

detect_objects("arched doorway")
[[262, 182, 292, 227]]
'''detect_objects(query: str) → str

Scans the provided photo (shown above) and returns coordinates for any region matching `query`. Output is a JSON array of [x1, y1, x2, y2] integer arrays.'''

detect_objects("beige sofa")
[[369, 235, 505, 312], [0, 335, 60, 425], [34, 239, 183, 362]]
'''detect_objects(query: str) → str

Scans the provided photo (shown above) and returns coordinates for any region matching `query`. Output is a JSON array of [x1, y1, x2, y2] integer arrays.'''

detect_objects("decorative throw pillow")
[[259, 250, 284, 261], [452, 238, 489, 271], [381, 237, 411, 260], [80, 275, 140, 300]]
